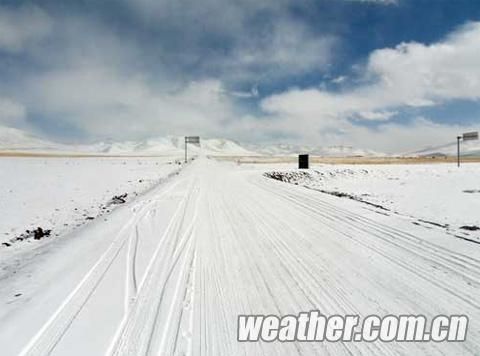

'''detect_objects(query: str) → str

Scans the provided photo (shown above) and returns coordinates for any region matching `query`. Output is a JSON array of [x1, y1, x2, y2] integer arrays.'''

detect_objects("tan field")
[[211, 155, 480, 165], [1, 151, 480, 165]]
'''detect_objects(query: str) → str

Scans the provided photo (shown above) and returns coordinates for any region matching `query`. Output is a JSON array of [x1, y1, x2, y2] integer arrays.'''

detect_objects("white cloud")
[[262, 21, 480, 120], [25, 63, 237, 139], [345, 118, 477, 154], [368, 22, 480, 102], [0, 2, 333, 142], [0, 3, 477, 153], [227, 86, 259, 99], [0, 5, 52, 52], [331, 76, 347, 84], [257, 21, 480, 151], [1, 9, 235, 139], [0, 97, 26, 125], [124, 0, 289, 35], [218, 19, 335, 81], [357, 110, 397, 121], [123, 0, 335, 82]]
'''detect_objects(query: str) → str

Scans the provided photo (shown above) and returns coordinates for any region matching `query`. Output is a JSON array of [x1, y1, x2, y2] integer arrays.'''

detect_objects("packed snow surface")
[[0, 158, 479, 355]]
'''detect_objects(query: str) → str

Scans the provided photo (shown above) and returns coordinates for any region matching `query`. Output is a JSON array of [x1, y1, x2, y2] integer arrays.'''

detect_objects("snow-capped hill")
[[0, 126, 67, 151], [87, 137, 183, 155], [0, 126, 381, 157], [408, 140, 480, 157], [84, 137, 256, 156], [0, 127, 256, 156], [251, 143, 382, 157], [198, 138, 254, 155]]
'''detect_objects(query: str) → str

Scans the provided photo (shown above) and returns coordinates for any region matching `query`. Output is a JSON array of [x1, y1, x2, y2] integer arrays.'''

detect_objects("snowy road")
[[1, 158, 479, 355]]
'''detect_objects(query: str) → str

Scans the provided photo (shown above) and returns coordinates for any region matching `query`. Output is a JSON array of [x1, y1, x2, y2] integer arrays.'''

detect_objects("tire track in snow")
[[125, 225, 139, 309], [105, 179, 195, 355], [251, 173, 480, 354], [171, 249, 197, 356], [12, 159, 480, 356], [256, 178, 480, 307], [18, 178, 187, 356], [110, 180, 202, 356], [181, 161, 480, 355]]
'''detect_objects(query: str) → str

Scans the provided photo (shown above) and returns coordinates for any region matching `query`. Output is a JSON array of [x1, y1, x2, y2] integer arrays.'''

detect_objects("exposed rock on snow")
[[109, 193, 128, 205]]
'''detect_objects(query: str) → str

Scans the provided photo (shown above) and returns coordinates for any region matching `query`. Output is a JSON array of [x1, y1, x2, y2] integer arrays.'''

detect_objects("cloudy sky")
[[0, 0, 479, 152]]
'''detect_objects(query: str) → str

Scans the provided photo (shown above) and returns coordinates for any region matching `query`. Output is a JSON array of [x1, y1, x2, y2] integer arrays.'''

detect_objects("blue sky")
[[0, 0, 479, 152]]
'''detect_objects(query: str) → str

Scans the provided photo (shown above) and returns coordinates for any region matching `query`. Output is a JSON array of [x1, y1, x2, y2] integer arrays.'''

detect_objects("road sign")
[[185, 136, 200, 162], [298, 154, 309, 169], [457, 131, 478, 167], [463, 132, 478, 141], [185, 136, 200, 144]]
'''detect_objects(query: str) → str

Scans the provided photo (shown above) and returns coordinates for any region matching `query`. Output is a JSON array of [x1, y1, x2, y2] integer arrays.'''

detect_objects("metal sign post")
[[457, 132, 478, 167], [457, 136, 461, 167], [184, 136, 200, 163]]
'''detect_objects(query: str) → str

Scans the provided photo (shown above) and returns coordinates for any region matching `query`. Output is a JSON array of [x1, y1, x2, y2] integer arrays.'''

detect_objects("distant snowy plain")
[[0, 156, 182, 248]]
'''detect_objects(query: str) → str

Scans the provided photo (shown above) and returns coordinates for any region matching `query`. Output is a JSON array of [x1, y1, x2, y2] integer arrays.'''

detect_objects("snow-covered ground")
[[0, 156, 183, 248], [264, 162, 480, 241], [0, 158, 479, 355]]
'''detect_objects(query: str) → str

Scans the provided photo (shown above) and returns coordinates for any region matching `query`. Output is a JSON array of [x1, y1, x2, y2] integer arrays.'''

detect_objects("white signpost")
[[184, 136, 200, 162], [457, 131, 478, 167]]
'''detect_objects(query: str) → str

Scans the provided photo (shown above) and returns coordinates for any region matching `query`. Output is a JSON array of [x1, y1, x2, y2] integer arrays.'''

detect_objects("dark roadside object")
[[110, 193, 128, 205], [298, 154, 309, 169], [264, 171, 310, 183], [33, 227, 51, 240], [460, 225, 480, 231]]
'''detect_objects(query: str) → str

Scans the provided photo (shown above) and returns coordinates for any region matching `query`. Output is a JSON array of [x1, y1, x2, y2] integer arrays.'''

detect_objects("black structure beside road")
[[298, 154, 309, 169]]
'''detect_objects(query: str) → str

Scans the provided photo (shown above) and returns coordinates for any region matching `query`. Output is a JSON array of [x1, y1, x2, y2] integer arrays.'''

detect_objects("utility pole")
[[457, 136, 461, 168]]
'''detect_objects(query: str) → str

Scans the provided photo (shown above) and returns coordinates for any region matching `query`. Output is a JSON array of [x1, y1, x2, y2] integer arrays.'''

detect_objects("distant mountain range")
[[0, 126, 68, 151], [247, 143, 383, 157], [406, 140, 480, 157], [0, 126, 385, 157], [0, 127, 254, 156], [5, 125, 478, 157]]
